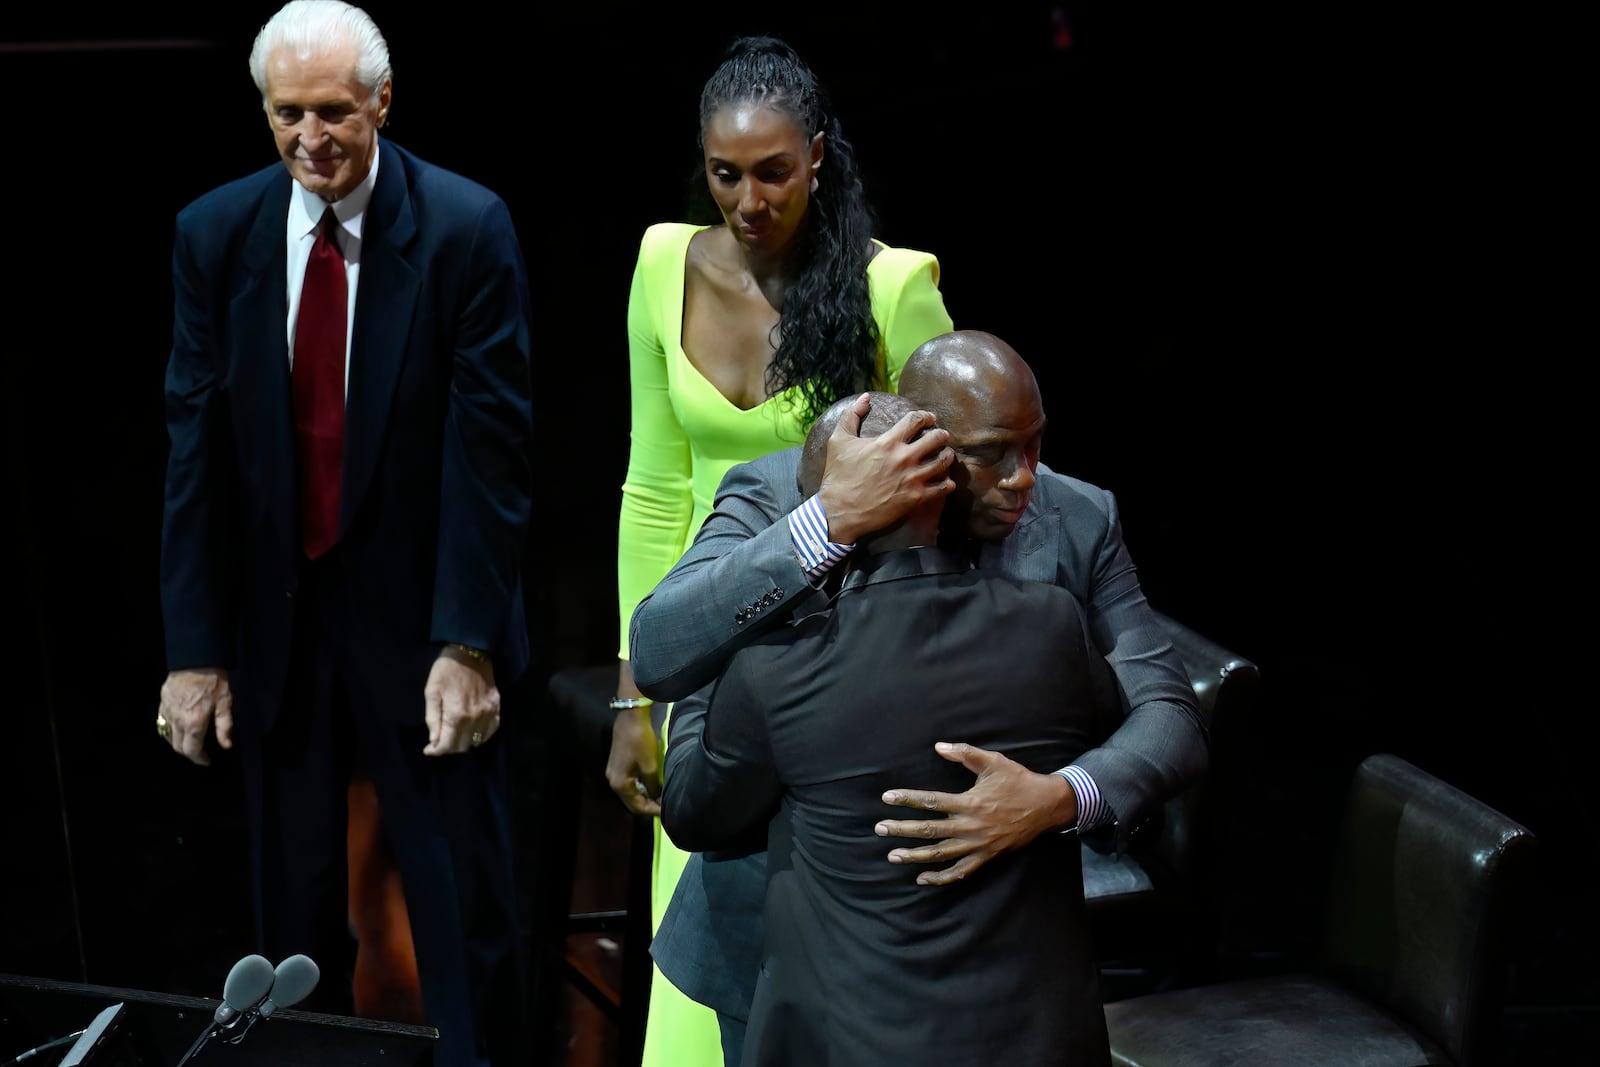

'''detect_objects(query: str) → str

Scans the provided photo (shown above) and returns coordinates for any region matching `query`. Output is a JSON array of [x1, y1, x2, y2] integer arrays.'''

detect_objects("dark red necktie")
[[291, 208, 347, 560]]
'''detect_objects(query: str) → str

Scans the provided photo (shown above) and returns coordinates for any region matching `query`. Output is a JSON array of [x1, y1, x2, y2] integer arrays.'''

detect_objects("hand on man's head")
[[814, 394, 954, 546]]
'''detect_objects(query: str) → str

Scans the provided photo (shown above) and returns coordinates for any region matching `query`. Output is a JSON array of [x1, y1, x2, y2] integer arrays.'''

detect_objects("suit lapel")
[[342, 140, 420, 535], [231, 183, 299, 560]]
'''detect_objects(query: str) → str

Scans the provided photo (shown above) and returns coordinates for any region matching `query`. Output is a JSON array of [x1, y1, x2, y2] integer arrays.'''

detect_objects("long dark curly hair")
[[689, 35, 881, 428]]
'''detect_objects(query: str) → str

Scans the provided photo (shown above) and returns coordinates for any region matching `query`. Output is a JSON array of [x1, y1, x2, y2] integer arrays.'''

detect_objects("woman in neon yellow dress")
[[608, 35, 955, 1067]]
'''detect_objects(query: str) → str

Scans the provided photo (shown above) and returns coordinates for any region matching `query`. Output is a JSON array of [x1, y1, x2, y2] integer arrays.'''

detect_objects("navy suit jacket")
[[160, 138, 533, 729]]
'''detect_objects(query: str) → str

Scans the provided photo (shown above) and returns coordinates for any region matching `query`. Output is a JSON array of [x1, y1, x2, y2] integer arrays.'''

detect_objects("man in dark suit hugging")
[[656, 330, 1194, 1063]]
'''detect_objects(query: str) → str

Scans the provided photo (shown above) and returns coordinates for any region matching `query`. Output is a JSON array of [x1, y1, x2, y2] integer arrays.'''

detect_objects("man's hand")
[[423, 649, 501, 755], [607, 706, 662, 816], [158, 668, 234, 767], [874, 741, 1078, 886], [817, 394, 954, 545]]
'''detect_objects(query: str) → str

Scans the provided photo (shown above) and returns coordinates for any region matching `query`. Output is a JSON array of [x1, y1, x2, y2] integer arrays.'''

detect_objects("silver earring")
[[810, 175, 819, 193]]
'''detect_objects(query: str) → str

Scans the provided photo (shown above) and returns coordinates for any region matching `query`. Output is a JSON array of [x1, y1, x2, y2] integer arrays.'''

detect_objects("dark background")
[[2, 0, 1586, 1060]]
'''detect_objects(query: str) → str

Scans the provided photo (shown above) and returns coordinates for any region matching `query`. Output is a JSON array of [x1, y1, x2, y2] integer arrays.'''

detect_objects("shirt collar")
[[836, 545, 974, 595]]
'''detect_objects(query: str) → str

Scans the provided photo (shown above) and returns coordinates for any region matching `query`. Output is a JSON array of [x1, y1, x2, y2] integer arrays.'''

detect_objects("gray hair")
[[248, 0, 392, 105]]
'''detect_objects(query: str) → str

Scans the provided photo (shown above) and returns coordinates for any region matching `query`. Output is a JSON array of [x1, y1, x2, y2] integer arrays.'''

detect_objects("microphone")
[[223, 954, 321, 1048], [173, 953, 275, 1066], [259, 954, 320, 1017], [7, 1028, 87, 1064], [213, 953, 276, 1026]]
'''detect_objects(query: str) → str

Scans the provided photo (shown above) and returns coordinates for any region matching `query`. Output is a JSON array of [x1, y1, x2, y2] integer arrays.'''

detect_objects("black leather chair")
[[1100, 752, 1537, 1066], [1083, 609, 1260, 996]]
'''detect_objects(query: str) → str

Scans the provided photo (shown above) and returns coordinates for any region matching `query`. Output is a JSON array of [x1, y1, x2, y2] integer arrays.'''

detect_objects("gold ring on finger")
[[470, 732, 483, 746], [156, 714, 173, 742]]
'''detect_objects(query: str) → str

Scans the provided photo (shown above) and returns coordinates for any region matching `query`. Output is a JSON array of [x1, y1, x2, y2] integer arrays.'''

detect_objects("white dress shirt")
[[284, 141, 381, 396]]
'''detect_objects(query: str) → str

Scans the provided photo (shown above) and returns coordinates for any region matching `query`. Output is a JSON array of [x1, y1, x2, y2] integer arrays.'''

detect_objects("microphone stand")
[[172, 1023, 218, 1067], [5, 1029, 86, 1064], [174, 1009, 247, 1067], [6, 1002, 123, 1065]]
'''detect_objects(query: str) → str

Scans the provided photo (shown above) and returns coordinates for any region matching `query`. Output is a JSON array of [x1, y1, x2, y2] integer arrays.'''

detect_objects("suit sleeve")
[[658, 661, 782, 854], [430, 196, 535, 655], [160, 216, 237, 670], [627, 453, 815, 701], [1070, 486, 1209, 851]]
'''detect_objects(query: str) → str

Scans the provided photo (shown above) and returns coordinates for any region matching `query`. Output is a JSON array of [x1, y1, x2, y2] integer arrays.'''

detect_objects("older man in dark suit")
[[639, 330, 1205, 1062], [154, 3, 533, 1063]]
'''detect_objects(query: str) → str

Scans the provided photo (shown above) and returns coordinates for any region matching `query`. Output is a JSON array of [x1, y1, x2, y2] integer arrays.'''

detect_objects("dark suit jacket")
[[661, 546, 1114, 1064], [644, 447, 1204, 1024], [161, 138, 533, 726]]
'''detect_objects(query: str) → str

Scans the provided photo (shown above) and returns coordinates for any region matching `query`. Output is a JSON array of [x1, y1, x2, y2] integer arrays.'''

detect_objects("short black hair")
[[797, 391, 913, 496]]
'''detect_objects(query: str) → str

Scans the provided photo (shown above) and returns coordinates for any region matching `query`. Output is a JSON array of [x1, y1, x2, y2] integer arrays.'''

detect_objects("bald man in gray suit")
[[638, 331, 1205, 1062]]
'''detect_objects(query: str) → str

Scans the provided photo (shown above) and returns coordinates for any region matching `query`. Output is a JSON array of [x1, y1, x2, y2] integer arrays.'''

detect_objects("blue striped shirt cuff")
[[787, 494, 855, 582], [1054, 765, 1106, 833]]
